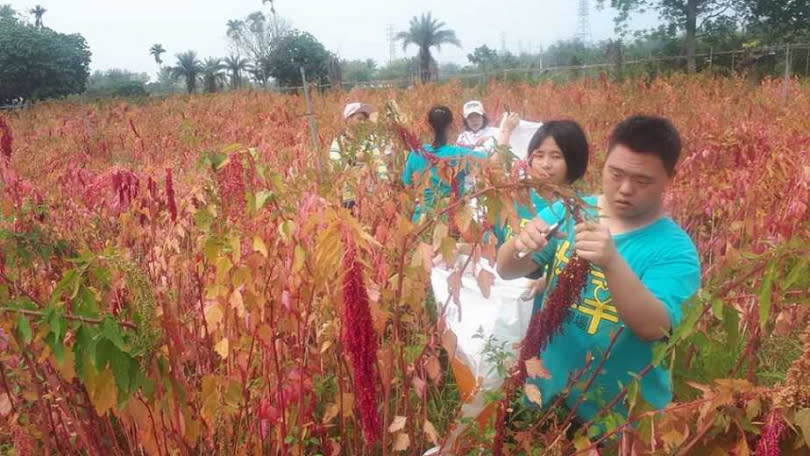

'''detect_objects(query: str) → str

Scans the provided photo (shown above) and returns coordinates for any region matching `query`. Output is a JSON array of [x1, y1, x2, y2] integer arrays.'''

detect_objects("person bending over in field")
[[493, 120, 590, 304], [329, 102, 392, 211], [497, 115, 701, 434], [402, 105, 488, 223]]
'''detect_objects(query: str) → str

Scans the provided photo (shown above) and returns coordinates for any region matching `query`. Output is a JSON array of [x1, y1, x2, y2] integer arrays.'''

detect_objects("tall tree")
[[30, 5, 45, 28], [0, 20, 91, 103], [742, 0, 810, 43], [149, 43, 166, 67], [264, 30, 331, 87], [171, 51, 202, 94], [0, 4, 17, 22], [599, 0, 742, 73], [201, 58, 226, 93], [224, 55, 250, 89], [225, 12, 291, 85], [395, 12, 461, 83]]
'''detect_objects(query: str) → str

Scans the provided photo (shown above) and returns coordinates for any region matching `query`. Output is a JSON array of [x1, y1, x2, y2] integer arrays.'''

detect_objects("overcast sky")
[[8, 0, 658, 78]]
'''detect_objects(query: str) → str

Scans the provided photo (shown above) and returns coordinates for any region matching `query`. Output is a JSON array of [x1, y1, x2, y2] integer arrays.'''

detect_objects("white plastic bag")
[[429, 255, 534, 451], [499, 114, 544, 159]]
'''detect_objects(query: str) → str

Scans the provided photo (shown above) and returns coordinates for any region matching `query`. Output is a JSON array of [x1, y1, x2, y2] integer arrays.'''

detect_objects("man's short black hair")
[[608, 115, 682, 176]]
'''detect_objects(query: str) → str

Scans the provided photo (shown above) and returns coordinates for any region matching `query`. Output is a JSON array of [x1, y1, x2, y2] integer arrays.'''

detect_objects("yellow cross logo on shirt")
[[577, 297, 619, 335]]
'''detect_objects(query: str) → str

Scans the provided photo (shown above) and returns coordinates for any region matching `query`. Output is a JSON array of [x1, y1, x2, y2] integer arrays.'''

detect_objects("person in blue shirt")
[[493, 120, 590, 307], [496, 115, 701, 432], [402, 105, 488, 223], [493, 120, 590, 246]]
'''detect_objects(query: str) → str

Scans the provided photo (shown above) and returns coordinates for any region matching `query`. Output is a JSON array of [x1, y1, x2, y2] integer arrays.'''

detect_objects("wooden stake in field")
[[300, 66, 324, 180], [783, 45, 791, 103]]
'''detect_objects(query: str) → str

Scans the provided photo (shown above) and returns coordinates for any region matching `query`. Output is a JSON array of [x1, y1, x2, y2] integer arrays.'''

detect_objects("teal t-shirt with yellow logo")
[[526, 196, 701, 424], [492, 190, 549, 247]]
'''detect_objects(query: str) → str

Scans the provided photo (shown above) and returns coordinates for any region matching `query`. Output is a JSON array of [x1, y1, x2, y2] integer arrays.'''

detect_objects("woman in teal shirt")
[[494, 121, 590, 306], [402, 105, 488, 223]]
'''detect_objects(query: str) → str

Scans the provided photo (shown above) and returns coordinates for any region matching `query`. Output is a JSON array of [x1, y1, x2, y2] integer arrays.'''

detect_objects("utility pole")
[[576, 0, 592, 43], [387, 24, 396, 64]]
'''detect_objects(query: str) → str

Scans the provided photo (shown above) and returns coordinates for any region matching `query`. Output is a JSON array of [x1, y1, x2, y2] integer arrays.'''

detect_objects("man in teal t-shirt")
[[401, 144, 487, 222], [497, 115, 701, 429]]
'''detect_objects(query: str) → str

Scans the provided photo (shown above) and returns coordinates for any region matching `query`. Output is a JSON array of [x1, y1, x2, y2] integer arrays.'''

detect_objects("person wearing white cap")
[[456, 100, 520, 155], [329, 102, 391, 210]]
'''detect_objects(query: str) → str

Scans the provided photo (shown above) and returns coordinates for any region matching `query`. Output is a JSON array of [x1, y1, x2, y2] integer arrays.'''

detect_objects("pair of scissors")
[[513, 213, 565, 260]]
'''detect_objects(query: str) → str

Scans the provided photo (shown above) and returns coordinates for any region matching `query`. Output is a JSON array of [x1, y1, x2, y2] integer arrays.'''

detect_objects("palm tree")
[[171, 51, 202, 94], [201, 58, 226, 93], [396, 12, 461, 83], [30, 5, 45, 28], [224, 55, 251, 90], [226, 19, 244, 40], [150, 44, 166, 67]]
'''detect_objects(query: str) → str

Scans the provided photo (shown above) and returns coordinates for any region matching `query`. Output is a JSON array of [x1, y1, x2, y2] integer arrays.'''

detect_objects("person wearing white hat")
[[329, 102, 391, 210], [456, 100, 521, 155]]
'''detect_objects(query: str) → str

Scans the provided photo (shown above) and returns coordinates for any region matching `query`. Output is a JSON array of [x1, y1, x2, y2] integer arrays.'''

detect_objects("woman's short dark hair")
[[608, 115, 682, 176], [428, 105, 453, 148], [462, 114, 489, 132], [527, 120, 589, 183]]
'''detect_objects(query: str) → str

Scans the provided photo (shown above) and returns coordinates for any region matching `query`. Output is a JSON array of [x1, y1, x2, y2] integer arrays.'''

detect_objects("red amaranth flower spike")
[[165, 168, 177, 222], [494, 203, 591, 456], [341, 231, 381, 445], [0, 116, 12, 163], [755, 410, 786, 456]]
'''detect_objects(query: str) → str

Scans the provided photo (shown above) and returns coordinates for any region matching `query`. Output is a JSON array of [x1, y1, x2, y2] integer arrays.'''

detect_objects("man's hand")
[[573, 221, 619, 271]]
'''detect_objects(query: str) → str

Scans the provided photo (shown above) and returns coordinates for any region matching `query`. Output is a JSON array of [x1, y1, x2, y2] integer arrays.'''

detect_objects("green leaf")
[[74, 325, 97, 380], [45, 331, 65, 363], [758, 261, 776, 332], [101, 317, 126, 350], [75, 285, 100, 317], [50, 269, 79, 304], [711, 298, 724, 320], [723, 306, 741, 349], [784, 257, 807, 290], [16, 315, 32, 344], [95, 337, 118, 370]]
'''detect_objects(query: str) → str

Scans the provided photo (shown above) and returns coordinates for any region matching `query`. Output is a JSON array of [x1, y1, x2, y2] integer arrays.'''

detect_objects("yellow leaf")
[[573, 435, 591, 451], [215, 338, 229, 359], [341, 393, 354, 418], [205, 303, 224, 329], [323, 403, 340, 423], [392, 432, 410, 451], [456, 204, 474, 233], [795, 408, 810, 448], [734, 436, 750, 456], [87, 367, 118, 416], [229, 289, 245, 318], [425, 355, 441, 384], [200, 374, 221, 432], [0, 393, 12, 418], [424, 420, 439, 445], [525, 357, 551, 380], [230, 235, 241, 262], [524, 383, 543, 407], [53, 349, 76, 382], [293, 245, 306, 274], [253, 236, 268, 258], [388, 415, 407, 433]]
